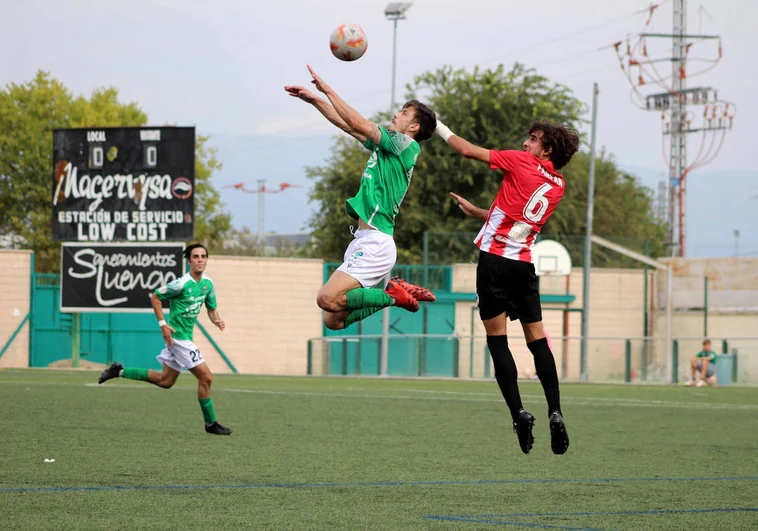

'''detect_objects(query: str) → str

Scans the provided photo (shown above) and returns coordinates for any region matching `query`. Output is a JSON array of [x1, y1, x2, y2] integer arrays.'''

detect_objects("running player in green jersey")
[[97, 243, 232, 436], [285, 65, 437, 330]]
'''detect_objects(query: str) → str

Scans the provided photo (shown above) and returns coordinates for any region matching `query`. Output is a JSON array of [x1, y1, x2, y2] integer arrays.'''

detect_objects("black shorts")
[[476, 250, 542, 323]]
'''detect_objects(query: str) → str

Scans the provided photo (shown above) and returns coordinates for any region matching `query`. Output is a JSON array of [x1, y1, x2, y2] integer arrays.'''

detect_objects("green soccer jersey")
[[155, 273, 217, 341], [345, 126, 421, 236], [696, 350, 716, 364]]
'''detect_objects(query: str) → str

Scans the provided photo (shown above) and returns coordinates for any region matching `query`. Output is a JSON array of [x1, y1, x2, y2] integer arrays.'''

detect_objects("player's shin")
[[344, 307, 383, 327], [487, 335, 524, 422], [121, 367, 149, 381], [199, 397, 217, 425], [345, 288, 393, 310], [527, 337, 562, 417]]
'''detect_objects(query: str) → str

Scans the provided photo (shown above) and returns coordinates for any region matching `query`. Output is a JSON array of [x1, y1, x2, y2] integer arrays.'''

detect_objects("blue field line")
[[0, 475, 757, 495], [426, 507, 758, 529], [478, 507, 758, 518], [425, 515, 600, 530]]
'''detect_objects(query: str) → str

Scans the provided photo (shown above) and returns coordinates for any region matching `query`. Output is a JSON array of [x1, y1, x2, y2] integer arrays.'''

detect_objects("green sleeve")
[[365, 126, 415, 156], [205, 284, 218, 310], [155, 277, 185, 301]]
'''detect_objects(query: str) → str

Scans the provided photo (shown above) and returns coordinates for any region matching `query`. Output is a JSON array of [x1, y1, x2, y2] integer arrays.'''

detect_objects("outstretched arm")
[[436, 121, 491, 164], [449, 192, 490, 220], [284, 85, 366, 142], [307, 65, 381, 145]]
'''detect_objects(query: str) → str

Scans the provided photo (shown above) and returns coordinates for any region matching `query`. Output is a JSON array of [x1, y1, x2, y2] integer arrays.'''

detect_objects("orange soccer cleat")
[[390, 276, 436, 303], [385, 279, 420, 312]]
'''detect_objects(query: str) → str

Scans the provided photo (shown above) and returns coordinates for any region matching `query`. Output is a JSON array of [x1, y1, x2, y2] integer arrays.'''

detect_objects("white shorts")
[[336, 228, 397, 288], [156, 339, 205, 372]]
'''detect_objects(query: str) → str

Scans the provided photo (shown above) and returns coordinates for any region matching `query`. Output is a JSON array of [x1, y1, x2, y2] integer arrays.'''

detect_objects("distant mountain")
[[619, 163, 758, 257]]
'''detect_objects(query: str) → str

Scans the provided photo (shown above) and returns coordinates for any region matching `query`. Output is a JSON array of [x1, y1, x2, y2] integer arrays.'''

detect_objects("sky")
[[2, 0, 757, 257]]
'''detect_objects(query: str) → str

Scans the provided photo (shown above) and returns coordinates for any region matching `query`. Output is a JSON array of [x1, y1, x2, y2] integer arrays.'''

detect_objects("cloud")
[[248, 112, 338, 137]]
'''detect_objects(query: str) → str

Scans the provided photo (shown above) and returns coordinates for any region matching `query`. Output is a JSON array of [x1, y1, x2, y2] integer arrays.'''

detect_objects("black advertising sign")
[[52, 127, 195, 242], [60, 243, 184, 313]]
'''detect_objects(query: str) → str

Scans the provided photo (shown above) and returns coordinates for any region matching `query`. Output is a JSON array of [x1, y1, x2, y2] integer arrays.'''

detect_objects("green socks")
[[121, 367, 149, 381], [120, 368, 218, 426], [345, 288, 393, 310], [199, 397, 217, 425], [344, 307, 383, 327]]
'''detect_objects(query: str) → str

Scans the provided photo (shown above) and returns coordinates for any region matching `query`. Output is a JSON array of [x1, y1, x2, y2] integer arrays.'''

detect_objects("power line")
[[228, 4, 669, 142], [612, 0, 734, 257], [476, 2, 670, 68]]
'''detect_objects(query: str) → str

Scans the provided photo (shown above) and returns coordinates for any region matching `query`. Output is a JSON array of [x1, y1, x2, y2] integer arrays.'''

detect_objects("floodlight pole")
[[390, 18, 399, 111], [257, 179, 265, 247], [385, 3, 411, 112], [580, 83, 599, 383], [380, 3, 411, 376]]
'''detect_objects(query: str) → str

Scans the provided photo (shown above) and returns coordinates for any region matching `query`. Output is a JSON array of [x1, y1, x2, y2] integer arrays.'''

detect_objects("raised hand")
[[284, 85, 316, 103], [307, 65, 332, 95], [450, 192, 481, 218]]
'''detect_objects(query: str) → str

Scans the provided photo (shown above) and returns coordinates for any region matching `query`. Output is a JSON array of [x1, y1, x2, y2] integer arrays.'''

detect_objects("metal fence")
[[307, 334, 758, 385]]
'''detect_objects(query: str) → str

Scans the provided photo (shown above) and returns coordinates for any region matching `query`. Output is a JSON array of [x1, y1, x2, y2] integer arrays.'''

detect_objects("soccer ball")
[[329, 24, 368, 62]]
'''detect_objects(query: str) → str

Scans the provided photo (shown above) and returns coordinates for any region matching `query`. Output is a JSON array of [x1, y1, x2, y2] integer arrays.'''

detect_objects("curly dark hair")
[[183, 243, 208, 260], [403, 100, 437, 143], [528, 122, 581, 170]]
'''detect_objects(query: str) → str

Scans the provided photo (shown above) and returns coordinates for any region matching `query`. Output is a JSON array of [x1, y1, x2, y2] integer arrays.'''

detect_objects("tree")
[[305, 63, 666, 265], [541, 150, 668, 268], [0, 71, 230, 272]]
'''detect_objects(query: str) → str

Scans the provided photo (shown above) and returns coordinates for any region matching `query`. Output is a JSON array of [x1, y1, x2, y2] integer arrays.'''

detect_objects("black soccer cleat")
[[205, 422, 232, 436], [513, 410, 535, 454], [549, 411, 570, 455], [98, 362, 123, 384]]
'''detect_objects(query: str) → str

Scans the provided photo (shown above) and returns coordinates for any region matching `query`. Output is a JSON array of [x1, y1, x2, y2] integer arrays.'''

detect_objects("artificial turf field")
[[1, 369, 756, 530]]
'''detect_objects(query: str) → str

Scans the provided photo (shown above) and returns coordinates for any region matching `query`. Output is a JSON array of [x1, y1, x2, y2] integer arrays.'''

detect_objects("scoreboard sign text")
[[52, 127, 195, 242], [60, 242, 184, 313]]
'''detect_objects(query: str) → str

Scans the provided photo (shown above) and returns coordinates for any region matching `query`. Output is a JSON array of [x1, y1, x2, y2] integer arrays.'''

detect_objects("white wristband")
[[158, 319, 167, 327], [435, 121, 455, 143]]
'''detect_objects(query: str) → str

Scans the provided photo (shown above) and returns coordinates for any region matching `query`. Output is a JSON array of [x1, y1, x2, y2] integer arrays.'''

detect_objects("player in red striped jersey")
[[436, 120, 580, 455]]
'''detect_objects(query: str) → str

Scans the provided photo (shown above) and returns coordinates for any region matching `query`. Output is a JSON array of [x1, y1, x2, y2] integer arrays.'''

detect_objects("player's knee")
[[322, 314, 345, 331], [317, 291, 342, 313]]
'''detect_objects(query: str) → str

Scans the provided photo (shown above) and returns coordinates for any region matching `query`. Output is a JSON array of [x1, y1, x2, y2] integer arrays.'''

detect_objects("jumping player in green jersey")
[[285, 65, 438, 331], [98, 243, 232, 436]]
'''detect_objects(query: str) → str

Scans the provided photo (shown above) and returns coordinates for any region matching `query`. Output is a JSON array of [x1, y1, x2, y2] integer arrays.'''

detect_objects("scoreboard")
[[52, 127, 195, 242]]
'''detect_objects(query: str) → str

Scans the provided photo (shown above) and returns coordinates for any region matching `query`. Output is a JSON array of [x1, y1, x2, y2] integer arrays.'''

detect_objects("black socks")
[[527, 337, 562, 418], [487, 335, 524, 423]]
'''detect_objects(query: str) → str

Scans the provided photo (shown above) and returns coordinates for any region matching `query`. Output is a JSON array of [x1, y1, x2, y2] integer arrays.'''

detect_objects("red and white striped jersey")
[[474, 150, 565, 262]]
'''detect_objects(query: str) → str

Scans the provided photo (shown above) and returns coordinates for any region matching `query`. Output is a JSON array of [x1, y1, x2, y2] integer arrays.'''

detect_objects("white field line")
[[72, 383, 758, 411]]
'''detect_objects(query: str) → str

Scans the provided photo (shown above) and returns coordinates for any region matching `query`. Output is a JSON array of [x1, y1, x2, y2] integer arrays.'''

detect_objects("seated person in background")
[[686, 338, 717, 387]]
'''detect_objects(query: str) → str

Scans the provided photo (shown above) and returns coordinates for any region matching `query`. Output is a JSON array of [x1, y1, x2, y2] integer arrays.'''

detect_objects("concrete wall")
[[0, 250, 32, 369], [451, 264, 649, 381], [3, 250, 756, 381], [193, 255, 324, 375]]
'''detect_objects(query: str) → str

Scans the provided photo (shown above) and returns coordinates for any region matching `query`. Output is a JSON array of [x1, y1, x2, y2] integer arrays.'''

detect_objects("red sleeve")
[[489, 150, 519, 172]]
